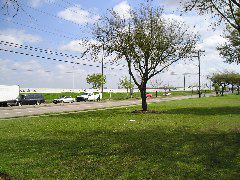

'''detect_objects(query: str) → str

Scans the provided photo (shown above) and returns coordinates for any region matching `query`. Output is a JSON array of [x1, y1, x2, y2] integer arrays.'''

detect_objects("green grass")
[[0, 95, 239, 179], [22, 90, 207, 103]]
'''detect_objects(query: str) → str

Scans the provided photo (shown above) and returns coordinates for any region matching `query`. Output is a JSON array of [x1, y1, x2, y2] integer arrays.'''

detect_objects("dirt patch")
[[0, 173, 10, 180]]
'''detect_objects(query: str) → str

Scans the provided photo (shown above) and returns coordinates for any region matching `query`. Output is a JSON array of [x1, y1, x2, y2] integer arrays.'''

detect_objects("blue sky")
[[0, 0, 239, 89]]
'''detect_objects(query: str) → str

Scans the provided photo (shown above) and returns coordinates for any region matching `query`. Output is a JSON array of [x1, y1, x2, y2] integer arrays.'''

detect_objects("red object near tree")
[[146, 94, 153, 98]]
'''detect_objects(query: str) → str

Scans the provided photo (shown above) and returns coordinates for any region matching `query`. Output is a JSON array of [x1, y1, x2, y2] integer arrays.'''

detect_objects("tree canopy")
[[217, 24, 240, 65], [87, 3, 199, 111], [182, 0, 240, 31], [119, 76, 133, 93], [86, 73, 106, 89], [210, 72, 240, 95]]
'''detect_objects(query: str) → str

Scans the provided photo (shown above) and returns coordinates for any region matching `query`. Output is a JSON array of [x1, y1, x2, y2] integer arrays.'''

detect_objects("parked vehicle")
[[19, 94, 45, 105], [163, 92, 171, 96], [53, 96, 75, 104], [146, 94, 153, 98], [0, 85, 20, 106], [76, 92, 102, 102]]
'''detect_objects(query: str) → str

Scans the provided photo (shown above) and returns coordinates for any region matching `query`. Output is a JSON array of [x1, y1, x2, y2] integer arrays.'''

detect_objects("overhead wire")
[[0, 45, 126, 71], [0, 17, 79, 41], [0, 40, 126, 69], [0, 47, 104, 68], [25, 5, 84, 28], [0, 1, 127, 71]]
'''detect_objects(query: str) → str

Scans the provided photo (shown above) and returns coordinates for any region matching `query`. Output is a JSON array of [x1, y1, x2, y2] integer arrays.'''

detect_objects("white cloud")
[[60, 40, 87, 53], [162, 14, 184, 22], [29, 0, 56, 8], [0, 29, 41, 44], [58, 6, 100, 25], [113, 1, 131, 19], [0, 58, 89, 88], [60, 39, 123, 67], [197, 34, 227, 52], [159, 0, 181, 11], [0, 59, 52, 85]]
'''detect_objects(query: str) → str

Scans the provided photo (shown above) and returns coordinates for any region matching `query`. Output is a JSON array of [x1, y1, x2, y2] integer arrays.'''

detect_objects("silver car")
[[53, 96, 75, 104]]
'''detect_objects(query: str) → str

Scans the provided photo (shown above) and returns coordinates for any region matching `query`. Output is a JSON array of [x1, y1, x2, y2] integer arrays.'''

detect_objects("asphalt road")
[[0, 95, 210, 119]]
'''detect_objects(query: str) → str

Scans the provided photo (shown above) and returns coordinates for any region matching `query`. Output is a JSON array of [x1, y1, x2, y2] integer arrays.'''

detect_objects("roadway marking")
[[16, 112, 22, 114], [28, 111, 33, 113], [4, 113, 9, 115]]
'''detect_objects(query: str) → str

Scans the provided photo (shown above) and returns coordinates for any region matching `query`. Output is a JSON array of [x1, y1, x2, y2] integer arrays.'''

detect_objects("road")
[[0, 95, 211, 119]]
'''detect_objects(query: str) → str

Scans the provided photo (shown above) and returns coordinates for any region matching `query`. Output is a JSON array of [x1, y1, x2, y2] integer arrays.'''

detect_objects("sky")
[[0, 0, 239, 89]]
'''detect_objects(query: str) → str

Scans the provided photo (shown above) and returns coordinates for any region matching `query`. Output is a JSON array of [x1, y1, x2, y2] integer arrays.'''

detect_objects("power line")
[[0, 46, 125, 71], [25, 5, 84, 28], [60, 0, 82, 9], [45, 0, 98, 26], [0, 47, 103, 68], [0, 17, 79, 41], [14, 13, 82, 39], [0, 40, 126, 69], [0, 40, 88, 62]]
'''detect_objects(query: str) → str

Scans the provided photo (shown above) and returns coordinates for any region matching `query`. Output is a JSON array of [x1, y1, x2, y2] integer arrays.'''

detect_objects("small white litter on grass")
[[129, 119, 136, 122]]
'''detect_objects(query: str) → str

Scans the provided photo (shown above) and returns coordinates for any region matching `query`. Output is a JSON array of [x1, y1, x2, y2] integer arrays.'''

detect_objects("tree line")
[[211, 72, 240, 95]]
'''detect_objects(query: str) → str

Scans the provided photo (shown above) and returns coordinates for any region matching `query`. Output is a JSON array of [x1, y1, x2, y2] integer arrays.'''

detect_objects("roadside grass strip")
[[0, 95, 239, 179]]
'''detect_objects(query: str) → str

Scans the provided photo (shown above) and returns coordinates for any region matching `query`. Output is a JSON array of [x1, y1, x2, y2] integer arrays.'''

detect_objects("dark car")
[[19, 94, 45, 105]]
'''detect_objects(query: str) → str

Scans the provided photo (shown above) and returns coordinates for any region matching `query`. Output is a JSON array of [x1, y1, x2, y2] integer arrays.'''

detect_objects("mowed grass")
[[25, 90, 205, 103], [0, 95, 239, 179]]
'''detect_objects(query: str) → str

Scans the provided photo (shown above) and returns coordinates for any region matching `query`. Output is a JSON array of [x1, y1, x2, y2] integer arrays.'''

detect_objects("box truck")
[[0, 85, 20, 106]]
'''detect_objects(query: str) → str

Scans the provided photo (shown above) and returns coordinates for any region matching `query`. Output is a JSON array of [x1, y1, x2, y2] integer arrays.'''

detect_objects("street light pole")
[[73, 65, 75, 89]]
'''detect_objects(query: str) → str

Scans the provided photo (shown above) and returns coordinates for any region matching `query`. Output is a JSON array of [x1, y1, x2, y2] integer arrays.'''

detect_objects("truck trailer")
[[0, 85, 20, 106]]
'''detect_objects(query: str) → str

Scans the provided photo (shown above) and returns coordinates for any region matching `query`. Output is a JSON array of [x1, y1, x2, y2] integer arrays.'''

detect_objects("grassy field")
[[0, 95, 239, 179], [23, 90, 207, 103]]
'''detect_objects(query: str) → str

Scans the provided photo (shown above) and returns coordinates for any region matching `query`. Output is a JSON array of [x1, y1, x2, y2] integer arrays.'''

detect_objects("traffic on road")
[[0, 85, 103, 107]]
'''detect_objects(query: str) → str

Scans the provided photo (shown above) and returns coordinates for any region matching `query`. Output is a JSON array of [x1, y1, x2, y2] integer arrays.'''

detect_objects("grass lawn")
[[0, 95, 239, 179], [23, 90, 206, 103]]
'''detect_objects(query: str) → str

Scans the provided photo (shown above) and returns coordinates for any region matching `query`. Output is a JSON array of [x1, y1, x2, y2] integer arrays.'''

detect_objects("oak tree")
[[119, 76, 133, 94], [87, 4, 199, 111], [86, 73, 106, 89]]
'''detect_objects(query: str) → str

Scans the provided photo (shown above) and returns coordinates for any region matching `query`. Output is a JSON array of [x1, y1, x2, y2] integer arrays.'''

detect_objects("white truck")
[[76, 92, 102, 102], [0, 85, 20, 106]]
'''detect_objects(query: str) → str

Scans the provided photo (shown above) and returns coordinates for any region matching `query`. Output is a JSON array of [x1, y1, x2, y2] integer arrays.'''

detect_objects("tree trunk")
[[231, 84, 234, 93], [140, 83, 147, 111], [238, 86, 240, 95]]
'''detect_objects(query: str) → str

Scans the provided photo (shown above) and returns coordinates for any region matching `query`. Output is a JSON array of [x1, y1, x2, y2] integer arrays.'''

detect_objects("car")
[[76, 92, 102, 102], [163, 92, 171, 96], [146, 94, 153, 98], [53, 96, 75, 104], [19, 94, 45, 105]]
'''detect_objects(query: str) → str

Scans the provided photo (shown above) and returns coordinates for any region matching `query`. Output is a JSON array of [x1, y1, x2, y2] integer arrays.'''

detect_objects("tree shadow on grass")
[[158, 106, 240, 116], [0, 126, 239, 179]]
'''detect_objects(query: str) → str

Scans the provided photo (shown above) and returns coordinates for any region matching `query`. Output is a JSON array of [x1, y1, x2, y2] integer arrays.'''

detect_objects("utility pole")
[[183, 74, 186, 91], [193, 50, 205, 98], [101, 45, 104, 95]]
